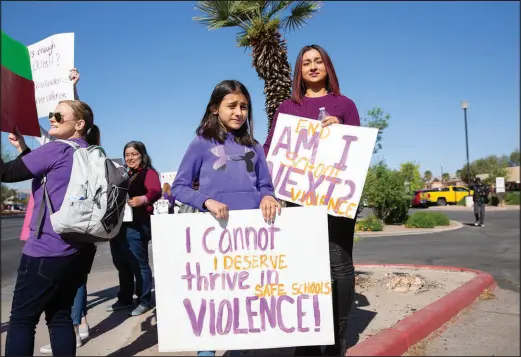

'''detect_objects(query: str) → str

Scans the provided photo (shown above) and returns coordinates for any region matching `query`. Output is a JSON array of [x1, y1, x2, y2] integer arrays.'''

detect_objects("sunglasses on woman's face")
[[49, 112, 64, 122]]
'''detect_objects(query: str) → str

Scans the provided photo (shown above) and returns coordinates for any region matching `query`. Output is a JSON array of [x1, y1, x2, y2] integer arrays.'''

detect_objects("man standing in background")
[[473, 177, 490, 227]]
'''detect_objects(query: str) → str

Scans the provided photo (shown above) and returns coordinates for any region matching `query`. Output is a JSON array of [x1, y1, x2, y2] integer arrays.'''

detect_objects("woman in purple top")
[[264, 44, 360, 356], [0, 99, 100, 356], [172, 80, 281, 357]]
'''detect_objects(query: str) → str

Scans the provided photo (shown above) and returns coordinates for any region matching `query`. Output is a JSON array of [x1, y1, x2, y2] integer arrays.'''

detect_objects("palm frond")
[[193, 1, 243, 29], [266, 1, 294, 18], [281, 1, 321, 32]]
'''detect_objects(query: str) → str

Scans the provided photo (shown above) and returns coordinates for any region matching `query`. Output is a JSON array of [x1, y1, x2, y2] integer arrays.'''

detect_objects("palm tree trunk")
[[250, 29, 292, 133]]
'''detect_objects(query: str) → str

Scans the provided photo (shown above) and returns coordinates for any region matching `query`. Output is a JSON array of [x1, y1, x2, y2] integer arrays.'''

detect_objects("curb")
[[427, 206, 519, 211], [357, 220, 463, 238], [346, 264, 496, 356]]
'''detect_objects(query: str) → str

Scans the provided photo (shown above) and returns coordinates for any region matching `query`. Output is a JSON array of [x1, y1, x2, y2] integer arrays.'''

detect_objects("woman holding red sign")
[[264, 44, 360, 356]]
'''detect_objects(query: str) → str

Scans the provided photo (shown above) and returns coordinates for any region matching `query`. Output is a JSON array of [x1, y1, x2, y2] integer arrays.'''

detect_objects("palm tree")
[[193, 1, 322, 131], [423, 170, 433, 182], [442, 172, 451, 182]]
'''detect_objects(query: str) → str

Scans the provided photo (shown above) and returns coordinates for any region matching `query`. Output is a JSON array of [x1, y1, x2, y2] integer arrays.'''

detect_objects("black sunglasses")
[[49, 112, 64, 122]]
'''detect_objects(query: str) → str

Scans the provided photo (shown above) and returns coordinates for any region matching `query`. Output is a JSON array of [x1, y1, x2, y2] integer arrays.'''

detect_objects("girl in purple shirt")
[[264, 44, 360, 356], [172, 80, 281, 357], [1, 97, 100, 356]]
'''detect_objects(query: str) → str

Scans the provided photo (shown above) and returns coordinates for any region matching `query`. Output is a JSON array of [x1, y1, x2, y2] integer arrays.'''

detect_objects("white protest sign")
[[123, 203, 133, 222], [266, 114, 378, 218], [496, 177, 505, 193], [151, 206, 333, 352], [160, 171, 177, 187], [154, 199, 170, 215], [28, 33, 75, 118]]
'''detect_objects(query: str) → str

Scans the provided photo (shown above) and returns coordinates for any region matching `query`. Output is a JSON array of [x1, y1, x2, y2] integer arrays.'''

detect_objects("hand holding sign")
[[266, 114, 378, 218], [8, 127, 28, 153]]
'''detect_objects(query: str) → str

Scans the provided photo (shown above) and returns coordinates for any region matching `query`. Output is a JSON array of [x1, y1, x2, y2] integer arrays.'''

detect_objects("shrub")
[[490, 195, 500, 206], [362, 163, 407, 222], [505, 192, 520, 205], [457, 197, 466, 206], [385, 196, 410, 224], [429, 212, 450, 226], [405, 212, 450, 228], [356, 215, 384, 232]]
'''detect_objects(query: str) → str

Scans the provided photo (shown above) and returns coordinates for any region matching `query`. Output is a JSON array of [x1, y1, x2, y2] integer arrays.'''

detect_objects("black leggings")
[[292, 207, 356, 356]]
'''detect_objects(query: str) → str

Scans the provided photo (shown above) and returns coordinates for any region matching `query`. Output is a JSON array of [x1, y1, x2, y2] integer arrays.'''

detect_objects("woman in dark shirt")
[[264, 44, 360, 356], [107, 141, 161, 316]]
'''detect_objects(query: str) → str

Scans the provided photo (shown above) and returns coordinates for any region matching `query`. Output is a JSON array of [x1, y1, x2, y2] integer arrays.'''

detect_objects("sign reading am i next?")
[[151, 206, 333, 352], [266, 114, 378, 218]]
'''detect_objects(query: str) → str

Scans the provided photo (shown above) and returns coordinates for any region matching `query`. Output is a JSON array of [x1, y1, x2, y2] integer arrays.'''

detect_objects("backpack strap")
[[33, 140, 79, 238], [34, 176, 55, 238], [55, 139, 81, 150]]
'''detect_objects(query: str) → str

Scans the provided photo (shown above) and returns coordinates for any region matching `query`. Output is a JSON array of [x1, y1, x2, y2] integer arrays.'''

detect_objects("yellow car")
[[425, 186, 474, 206]]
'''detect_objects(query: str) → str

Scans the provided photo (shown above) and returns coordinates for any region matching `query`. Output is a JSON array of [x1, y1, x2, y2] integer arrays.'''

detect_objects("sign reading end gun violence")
[[151, 206, 333, 352], [266, 114, 378, 218]]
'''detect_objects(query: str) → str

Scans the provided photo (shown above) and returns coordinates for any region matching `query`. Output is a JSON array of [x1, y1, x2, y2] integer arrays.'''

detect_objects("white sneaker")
[[474, 222, 479, 226], [39, 338, 82, 354], [79, 323, 90, 339], [481, 224, 485, 228]]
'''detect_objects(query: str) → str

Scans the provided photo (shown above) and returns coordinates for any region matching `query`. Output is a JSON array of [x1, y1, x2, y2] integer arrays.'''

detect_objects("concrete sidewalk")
[[1, 264, 518, 356], [414, 288, 520, 356]]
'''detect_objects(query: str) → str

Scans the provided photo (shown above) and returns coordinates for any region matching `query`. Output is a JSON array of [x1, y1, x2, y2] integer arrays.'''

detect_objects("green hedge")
[[505, 192, 520, 205], [356, 215, 384, 232], [405, 212, 450, 228]]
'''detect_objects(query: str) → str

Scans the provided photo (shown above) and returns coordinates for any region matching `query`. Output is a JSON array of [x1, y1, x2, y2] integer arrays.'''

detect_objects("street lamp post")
[[460, 101, 471, 187]]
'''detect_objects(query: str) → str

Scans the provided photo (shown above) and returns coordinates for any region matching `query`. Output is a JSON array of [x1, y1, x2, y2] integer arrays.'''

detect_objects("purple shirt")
[[22, 138, 89, 257], [263, 93, 361, 156], [172, 134, 274, 211]]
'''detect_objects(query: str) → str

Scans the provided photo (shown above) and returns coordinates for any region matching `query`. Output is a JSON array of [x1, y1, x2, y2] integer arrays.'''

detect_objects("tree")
[[457, 154, 510, 184], [399, 161, 423, 193], [423, 170, 433, 182], [1, 144, 16, 206], [442, 173, 450, 182], [193, 1, 321, 131], [362, 162, 407, 222], [360, 107, 390, 153], [510, 149, 520, 166]]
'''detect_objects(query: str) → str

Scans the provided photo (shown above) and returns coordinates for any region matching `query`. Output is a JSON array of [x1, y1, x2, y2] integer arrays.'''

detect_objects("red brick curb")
[[346, 264, 496, 356]]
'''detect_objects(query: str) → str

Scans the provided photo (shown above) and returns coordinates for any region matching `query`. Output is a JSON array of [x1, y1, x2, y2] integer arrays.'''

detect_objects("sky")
[[2, 1, 519, 190]]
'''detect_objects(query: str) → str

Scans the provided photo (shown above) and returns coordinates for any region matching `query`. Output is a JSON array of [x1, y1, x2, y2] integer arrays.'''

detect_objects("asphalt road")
[[356, 208, 520, 292], [1, 208, 519, 293]]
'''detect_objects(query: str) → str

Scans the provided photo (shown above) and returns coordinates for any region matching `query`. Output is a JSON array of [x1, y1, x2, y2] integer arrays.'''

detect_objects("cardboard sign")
[[266, 114, 377, 218], [28, 33, 74, 118], [151, 206, 333, 352]]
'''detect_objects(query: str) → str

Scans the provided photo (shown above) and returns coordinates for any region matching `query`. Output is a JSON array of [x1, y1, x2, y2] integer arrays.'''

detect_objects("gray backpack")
[[35, 140, 130, 243]]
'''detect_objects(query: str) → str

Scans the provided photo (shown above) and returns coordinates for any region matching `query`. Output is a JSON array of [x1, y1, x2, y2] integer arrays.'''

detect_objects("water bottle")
[[318, 107, 330, 123]]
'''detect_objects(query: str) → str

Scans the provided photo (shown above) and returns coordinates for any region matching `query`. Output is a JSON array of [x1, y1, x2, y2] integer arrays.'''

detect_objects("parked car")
[[411, 190, 429, 208], [425, 186, 474, 206]]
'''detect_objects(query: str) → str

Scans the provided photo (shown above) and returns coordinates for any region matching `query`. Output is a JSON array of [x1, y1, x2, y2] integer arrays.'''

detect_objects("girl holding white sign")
[[172, 80, 281, 356], [264, 44, 360, 356]]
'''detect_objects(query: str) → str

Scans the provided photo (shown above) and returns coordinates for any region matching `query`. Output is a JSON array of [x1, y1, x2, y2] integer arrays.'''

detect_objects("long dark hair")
[[196, 80, 257, 147], [123, 141, 154, 170], [292, 44, 341, 104]]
